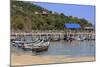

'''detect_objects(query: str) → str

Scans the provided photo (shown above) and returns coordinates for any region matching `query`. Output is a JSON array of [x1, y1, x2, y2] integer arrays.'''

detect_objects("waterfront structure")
[[83, 26, 95, 32], [64, 23, 81, 29]]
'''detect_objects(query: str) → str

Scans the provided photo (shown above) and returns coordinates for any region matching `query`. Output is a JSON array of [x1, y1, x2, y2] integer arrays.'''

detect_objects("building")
[[34, 11, 39, 14], [41, 11, 48, 16], [64, 23, 81, 29], [34, 11, 48, 16], [64, 23, 81, 32], [83, 27, 95, 32]]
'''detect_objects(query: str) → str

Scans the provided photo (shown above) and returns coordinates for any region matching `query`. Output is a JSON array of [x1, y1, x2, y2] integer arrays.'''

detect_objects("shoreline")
[[11, 54, 95, 66]]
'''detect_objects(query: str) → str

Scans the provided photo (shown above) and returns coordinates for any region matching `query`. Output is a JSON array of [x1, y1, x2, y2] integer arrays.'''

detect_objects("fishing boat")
[[51, 35, 60, 41], [11, 39, 50, 52], [11, 38, 39, 47], [72, 36, 86, 41], [31, 40, 50, 52]]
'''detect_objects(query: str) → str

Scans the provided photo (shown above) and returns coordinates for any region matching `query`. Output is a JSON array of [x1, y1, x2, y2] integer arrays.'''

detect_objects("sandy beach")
[[11, 54, 95, 66], [11, 40, 95, 66]]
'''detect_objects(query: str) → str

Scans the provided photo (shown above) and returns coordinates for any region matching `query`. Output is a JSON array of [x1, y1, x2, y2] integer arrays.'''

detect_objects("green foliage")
[[79, 18, 93, 27], [11, 1, 93, 32]]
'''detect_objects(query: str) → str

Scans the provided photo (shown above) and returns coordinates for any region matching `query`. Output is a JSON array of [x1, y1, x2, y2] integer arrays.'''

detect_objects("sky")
[[33, 2, 95, 25]]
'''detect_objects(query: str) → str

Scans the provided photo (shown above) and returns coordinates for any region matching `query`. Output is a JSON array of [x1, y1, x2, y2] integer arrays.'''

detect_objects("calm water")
[[11, 40, 95, 57], [42, 41, 95, 57]]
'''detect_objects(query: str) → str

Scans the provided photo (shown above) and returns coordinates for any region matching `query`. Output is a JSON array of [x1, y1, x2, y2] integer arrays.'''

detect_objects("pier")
[[11, 31, 95, 41]]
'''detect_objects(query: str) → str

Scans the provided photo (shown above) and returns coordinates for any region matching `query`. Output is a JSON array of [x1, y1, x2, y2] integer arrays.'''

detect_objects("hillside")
[[11, 1, 93, 32]]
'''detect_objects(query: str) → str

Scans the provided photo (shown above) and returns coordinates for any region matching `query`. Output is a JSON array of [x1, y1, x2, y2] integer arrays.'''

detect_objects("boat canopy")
[[64, 23, 81, 29]]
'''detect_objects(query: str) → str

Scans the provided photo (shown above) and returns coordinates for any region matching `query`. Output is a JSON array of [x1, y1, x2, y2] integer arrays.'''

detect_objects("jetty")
[[11, 31, 95, 41]]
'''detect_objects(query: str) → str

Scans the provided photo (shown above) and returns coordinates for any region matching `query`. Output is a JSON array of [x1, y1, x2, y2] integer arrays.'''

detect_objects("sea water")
[[11, 38, 95, 57]]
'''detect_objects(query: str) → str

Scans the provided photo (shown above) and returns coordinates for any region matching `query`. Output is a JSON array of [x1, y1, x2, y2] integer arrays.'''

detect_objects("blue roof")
[[64, 23, 81, 29]]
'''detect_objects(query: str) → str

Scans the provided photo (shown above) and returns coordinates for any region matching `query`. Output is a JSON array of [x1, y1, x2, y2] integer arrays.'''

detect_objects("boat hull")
[[32, 46, 49, 52]]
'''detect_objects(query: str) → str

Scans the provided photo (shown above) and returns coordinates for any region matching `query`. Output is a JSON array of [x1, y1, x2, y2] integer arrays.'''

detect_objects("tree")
[[80, 18, 93, 27], [11, 1, 92, 31]]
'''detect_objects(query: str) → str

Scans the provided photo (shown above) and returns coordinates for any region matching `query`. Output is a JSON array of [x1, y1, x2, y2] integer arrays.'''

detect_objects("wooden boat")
[[23, 40, 50, 52], [51, 35, 60, 41], [11, 39, 50, 52], [71, 36, 86, 41], [31, 41, 50, 52], [64, 35, 86, 41]]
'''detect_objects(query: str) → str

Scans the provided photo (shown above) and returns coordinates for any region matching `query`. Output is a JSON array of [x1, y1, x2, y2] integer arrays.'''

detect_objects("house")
[[64, 23, 81, 32], [64, 23, 81, 29], [41, 11, 48, 16], [34, 11, 39, 14], [83, 27, 95, 32], [34, 11, 48, 16]]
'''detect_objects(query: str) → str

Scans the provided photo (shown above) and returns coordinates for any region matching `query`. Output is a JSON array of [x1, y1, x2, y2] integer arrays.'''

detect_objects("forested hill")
[[11, 1, 93, 32]]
